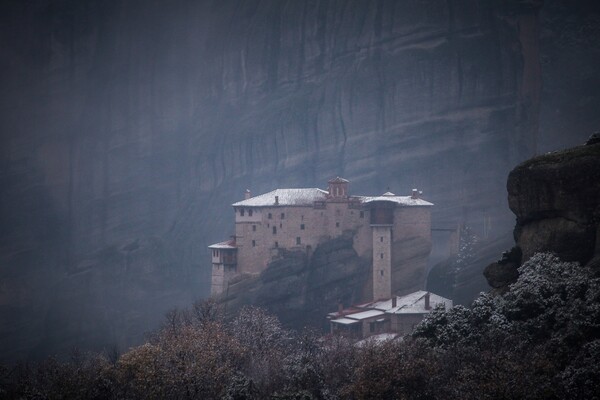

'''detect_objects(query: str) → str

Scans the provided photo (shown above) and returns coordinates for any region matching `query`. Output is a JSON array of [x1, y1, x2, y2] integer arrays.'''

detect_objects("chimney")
[[424, 292, 431, 310], [411, 188, 419, 199], [244, 189, 251, 200], [391, 296, 397, 308], [275, 195, 279, 205]]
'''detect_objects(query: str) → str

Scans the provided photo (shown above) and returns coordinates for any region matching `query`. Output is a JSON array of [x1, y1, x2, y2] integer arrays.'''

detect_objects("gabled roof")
[[387, 291, 451, 314], [232, 188, 328, 207], [371, 290, 451, 314]]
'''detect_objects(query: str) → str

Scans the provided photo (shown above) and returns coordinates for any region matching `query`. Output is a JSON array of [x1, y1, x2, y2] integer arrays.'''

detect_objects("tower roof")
[[328, 176, 349, 183], [208, 239, 237, 249]]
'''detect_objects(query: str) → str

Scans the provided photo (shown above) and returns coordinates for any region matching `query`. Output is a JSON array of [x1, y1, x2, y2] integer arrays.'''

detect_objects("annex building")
[[327, 290, 452, 340], [209, 177, 433, 299]]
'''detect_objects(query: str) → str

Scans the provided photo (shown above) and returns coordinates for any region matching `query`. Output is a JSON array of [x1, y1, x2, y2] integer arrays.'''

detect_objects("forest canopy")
[[1, 252, 599, 399]]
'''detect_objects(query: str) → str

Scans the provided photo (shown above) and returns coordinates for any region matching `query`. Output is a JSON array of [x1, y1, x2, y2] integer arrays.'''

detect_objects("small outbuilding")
[[328, 290, 452, 340]]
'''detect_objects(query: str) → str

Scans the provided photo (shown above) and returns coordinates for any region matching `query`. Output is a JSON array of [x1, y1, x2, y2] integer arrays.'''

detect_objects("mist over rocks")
[[0, 0, 598, 361]]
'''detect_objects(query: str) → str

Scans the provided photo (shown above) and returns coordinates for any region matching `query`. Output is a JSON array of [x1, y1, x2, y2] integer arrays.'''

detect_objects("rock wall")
[[218, 235, 371, 330], [0, 0, 596, 361], [485, 140, 600, 291]]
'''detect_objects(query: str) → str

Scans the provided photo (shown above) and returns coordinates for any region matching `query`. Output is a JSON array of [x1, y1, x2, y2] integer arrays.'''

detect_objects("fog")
[[1, 0, 598, 362]]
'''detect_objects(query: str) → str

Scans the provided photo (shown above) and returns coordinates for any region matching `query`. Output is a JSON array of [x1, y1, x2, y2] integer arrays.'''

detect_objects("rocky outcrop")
[[217, 235, 370, 330], [485, 140, 600, 290], [508, 141, 600, 264]]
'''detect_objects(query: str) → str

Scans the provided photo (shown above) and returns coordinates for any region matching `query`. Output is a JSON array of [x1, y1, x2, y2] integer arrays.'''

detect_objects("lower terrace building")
[[209, 177, 433, 298], [327, 290, 452, 340]]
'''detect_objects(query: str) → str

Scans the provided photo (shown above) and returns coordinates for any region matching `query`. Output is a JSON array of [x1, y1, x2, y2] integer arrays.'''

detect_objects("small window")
[[268, 213, 272, 219], [296, 237, 301, 245], [252, 240, 256, 247], [240, 208, 245, 216], [301, 215, 304, 221], [248, 209, 253, 216], [273, 227, 277, 234], [336, 222, 340, 228], [380, 253, 384, 259], [380, 236, 384, 242], [301, 224, 305, 230], [275, 241, 278, 248], [281, 213, 285, 219], [252, 225, 256, 232], [279, 223, 282, 228], [380, 270, 384, 276], [360, 211, 364, 218]]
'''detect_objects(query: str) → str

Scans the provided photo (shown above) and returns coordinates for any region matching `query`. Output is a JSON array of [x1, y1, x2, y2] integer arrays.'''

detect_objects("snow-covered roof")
[[386, 290, 452, 314], [348, 290, 452, 314], [331, 318, 360, 325], [208, 240, 237, 249], [358, 195, 433, 207], [328, 176, 349, 183], [343, 309, 386, 320], [232, 188, 328, 207]]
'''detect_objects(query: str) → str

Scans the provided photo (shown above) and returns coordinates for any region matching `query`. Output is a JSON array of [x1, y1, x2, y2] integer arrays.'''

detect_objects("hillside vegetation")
[[2, 252, 598, 399]]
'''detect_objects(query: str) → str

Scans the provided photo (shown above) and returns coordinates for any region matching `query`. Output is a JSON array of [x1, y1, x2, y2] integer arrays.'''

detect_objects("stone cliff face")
[[0, 0, 596, 361], [485, 140, 600, 290], [218, 235, 370, 330]]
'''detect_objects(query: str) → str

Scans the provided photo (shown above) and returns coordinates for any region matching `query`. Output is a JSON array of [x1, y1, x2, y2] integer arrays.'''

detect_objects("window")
[[380, 270, 384, 276], [252, 225, 256, 231], [336, 222, 340, 228], [281, 213, 285, 219], [248, 209, 253, 216], [360, 211, 364, 218], [273, 226, 277, 234], [380, 253, 384, 259], [240, 208, 245, 216], [268, 213, 272, 219], [301, 215, 304, 221], [301, 224, 305, 230], [380, 236, 384, 242], [275, 241, 278, 248], [252, 240, 256, 247], [296, 237, 301, 245], [279, 223, 282, 228]]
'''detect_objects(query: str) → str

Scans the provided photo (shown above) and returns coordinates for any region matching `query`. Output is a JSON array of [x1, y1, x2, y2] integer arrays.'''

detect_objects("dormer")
[[328, 177, 349, 198]]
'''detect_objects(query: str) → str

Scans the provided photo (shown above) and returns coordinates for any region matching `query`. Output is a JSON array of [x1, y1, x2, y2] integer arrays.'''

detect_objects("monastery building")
[[209, 177, 433, 299]]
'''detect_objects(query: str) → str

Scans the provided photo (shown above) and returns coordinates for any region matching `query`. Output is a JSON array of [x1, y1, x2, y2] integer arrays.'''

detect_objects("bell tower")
[[368, 194, 396, 300], [327, 177, 349, 198]]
